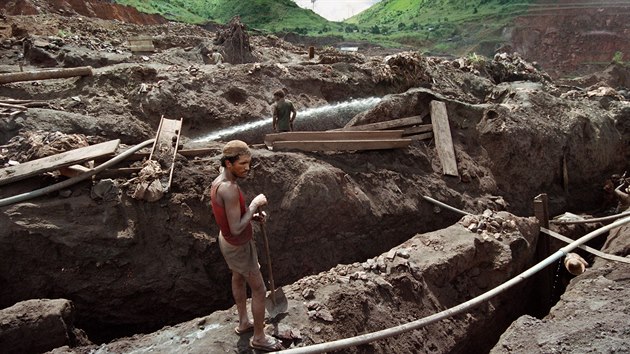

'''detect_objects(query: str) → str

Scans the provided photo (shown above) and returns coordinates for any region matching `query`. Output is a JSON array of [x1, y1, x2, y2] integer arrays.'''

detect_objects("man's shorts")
[[219, 234, 260, 277]]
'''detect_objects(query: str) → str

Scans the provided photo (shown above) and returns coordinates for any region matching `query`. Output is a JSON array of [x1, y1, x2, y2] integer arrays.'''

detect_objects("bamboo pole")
[[0, 66, 93, 84]]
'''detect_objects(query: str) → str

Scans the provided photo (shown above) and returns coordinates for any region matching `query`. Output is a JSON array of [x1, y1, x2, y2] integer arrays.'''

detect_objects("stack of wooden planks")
[[339, 114, 434, 141], [264, 130, 411, 152], [0, 140, 120, 186], [273, 100, 458, 176]]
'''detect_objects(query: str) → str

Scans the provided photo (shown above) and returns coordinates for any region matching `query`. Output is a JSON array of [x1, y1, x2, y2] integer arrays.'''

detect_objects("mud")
[[1, 4, 630, 354]]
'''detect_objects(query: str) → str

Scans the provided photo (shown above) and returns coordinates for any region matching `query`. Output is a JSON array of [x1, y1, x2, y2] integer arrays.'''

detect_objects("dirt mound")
[[1, 0, 167, 25]]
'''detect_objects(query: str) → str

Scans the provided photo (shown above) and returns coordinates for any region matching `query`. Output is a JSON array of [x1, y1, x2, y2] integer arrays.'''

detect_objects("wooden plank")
[[0, 66, 93, 85], [149, 116, 182, 192], [402, 124, 432, 136], [0, 140, 120, 186], [264, 130, 404, 147], [430, 101, 458, 177], [272, 139, 411, 152], [340, 115, 425, 131], [406, 132, 434, 141]]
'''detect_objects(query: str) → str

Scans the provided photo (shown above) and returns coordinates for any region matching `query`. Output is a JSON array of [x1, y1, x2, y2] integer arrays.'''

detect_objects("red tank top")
[[210, 181, 253, 246]]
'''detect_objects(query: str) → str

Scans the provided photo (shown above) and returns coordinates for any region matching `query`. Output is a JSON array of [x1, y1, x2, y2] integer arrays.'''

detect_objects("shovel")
[[258, 210, 288, 319]]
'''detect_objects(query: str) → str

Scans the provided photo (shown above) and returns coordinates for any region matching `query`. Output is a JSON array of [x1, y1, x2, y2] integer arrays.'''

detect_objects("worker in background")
[[272, 90, 296, 133], [211, 48, 224, 65]]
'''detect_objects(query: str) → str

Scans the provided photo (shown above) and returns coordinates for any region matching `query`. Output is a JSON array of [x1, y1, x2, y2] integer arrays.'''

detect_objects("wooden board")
[[264, 130, 404, 148], [402, 124, 432, 136], [0, 139, 120, 186], [149, 117, 182, 192], [272, 139, 411, 152], [430, 101, 458, 177], [340, 115, 425, 131]]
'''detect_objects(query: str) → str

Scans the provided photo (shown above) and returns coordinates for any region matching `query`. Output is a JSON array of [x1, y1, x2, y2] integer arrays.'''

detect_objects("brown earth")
[[507, 0, 630, 79], [0, 3, 629, 354]]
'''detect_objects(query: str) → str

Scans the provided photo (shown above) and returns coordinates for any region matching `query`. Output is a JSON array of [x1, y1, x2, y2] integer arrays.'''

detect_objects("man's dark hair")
[[220, 155, 241, 167], [273, 90, 285, 98]]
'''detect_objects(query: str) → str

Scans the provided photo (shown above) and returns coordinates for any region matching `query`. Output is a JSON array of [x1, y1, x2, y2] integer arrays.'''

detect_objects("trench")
[[3, 97, 598, 352]]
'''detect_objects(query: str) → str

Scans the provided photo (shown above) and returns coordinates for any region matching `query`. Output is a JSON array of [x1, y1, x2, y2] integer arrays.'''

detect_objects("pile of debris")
[[488, 52, 553, 84], [214, 16, 257, 64], [361, 51, 430, 87], [1, 130, 89, 166], [458, 209, 520, 241], [317, 46, 366, 65]]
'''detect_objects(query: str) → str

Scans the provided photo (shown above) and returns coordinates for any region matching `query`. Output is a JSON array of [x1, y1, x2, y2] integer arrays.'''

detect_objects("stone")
[[302, 288, 315, 299]]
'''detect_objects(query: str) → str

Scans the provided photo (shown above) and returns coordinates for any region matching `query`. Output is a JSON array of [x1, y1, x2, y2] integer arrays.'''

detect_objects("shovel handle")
[[258, 208, 276, 303]]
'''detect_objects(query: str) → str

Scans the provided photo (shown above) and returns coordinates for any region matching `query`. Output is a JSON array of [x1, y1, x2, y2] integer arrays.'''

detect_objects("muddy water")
[[192, 97, 381, 143]]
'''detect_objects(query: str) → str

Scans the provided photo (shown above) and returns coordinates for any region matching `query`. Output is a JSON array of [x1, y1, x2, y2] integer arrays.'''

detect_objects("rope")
[[541, 227, 630, 264], [0, 139, 155, 207], [422, 195, 471, 216], [549, 210, 630, 225]]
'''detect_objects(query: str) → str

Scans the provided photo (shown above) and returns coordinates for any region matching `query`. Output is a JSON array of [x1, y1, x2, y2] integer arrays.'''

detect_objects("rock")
[[59, 189, 72, 198], [374, 277, 393, 290], [91, 179, 119, 201], [316, 308, 334, 322], [0, 299, 91, 354], [396, 249, 410, 259], [302, 288, 315, 299]]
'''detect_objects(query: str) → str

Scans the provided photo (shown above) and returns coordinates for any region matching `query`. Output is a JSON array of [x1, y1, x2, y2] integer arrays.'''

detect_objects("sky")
[[292, 0, 381, 22]]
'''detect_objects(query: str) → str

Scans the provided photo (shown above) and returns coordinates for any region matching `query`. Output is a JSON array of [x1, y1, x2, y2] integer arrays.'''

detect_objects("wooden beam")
[[402, 124, 432, 136], [58, 164, 91, 178], [264, 130, 404, 147], [340, 115, 425, 131], [272, 139, 411, 152], [0, 66, 93, 85], [406, 132, 434, 141], [0, 139, 120, 186], [430, 101, 458, 177], [0, 102, 28, 110]]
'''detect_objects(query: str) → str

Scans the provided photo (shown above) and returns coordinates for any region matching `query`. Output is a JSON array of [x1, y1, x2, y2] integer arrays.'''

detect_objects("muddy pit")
[[1, 9, 630, 354]]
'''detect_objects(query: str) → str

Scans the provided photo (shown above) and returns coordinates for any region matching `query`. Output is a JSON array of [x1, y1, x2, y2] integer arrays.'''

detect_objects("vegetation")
[[114, 0, 537, 56], [613, 51, 625, 65]]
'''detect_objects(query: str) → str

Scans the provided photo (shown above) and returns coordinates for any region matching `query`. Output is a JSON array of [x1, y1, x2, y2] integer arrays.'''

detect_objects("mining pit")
[[1, 4, 630, 354]]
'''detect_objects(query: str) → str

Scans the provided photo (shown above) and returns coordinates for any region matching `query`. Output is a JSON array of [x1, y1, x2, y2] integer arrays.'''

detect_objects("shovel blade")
[[265, 287, 288, 319]]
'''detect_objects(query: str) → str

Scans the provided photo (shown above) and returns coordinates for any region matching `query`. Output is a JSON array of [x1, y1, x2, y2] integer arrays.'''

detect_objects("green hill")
[[114, 0, 343, 33], [114, 0, 538, 57], [346, 0, 535, 55]]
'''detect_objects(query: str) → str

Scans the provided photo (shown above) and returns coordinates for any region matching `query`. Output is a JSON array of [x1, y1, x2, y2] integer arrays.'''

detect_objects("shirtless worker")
[[210, 140, 284, 352], [272, 90, 297, 132]]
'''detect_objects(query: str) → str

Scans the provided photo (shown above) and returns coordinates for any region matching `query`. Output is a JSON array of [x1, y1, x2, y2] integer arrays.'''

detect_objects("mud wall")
[[509, 0, 630, 78], [1, 0, 167, 25]]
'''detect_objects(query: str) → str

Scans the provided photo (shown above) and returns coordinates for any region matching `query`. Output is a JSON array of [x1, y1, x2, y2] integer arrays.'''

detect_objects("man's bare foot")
[[249, 335, 284, 351]]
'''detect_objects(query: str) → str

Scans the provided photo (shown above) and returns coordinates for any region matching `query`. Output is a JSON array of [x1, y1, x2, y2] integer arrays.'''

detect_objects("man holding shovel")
[[210, 140, 284, 352]]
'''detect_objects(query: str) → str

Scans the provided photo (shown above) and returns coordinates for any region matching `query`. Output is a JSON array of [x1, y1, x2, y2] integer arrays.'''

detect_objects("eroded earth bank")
[[1, 5, 629, 354]]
